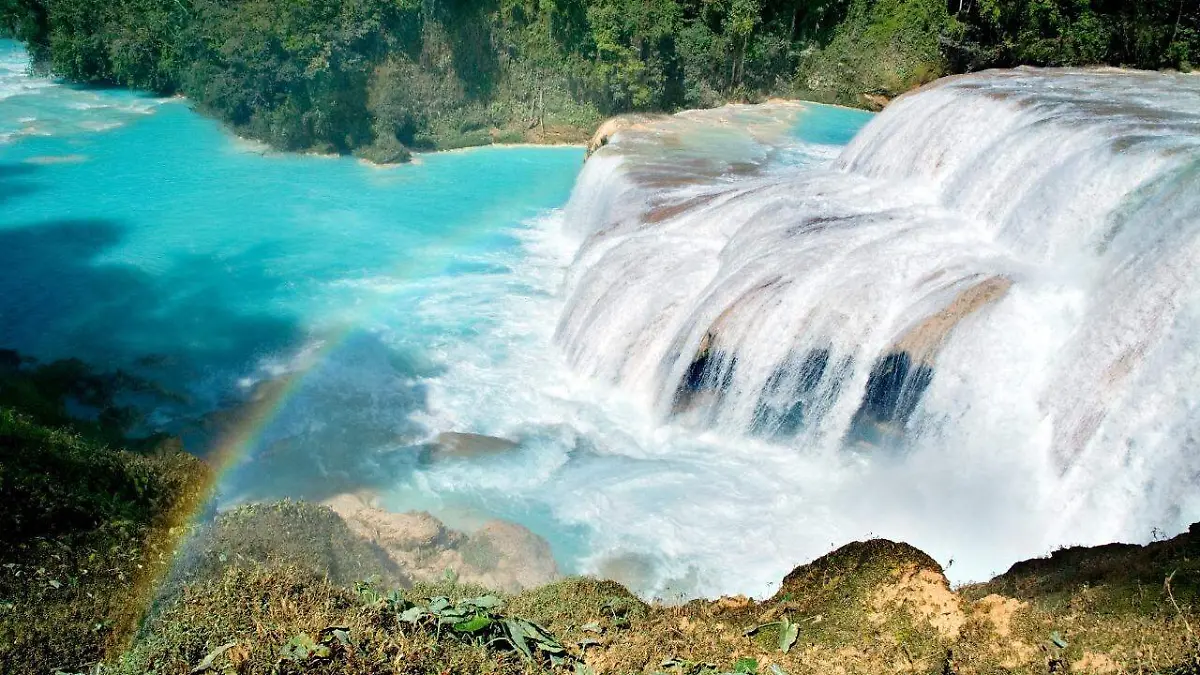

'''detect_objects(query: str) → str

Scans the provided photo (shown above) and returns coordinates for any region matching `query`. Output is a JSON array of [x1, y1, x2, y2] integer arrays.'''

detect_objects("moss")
[[966, 524, 1200, 617], [174, 500, 407, 590], [0, 407, 210, 673], [508, 577, 648, 634]]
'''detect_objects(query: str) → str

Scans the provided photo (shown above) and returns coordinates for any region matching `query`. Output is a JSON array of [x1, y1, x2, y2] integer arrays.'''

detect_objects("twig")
[[1164, 570, 1196, 643]]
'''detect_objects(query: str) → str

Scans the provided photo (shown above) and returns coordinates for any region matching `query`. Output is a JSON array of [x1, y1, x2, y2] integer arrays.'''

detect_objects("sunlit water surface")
[[2, 39, 893, 598]]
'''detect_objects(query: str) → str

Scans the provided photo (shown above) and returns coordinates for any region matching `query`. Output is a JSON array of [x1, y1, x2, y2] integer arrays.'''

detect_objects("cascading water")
[[8, 32, 1199, 600], [556, 70, 1200, 578]]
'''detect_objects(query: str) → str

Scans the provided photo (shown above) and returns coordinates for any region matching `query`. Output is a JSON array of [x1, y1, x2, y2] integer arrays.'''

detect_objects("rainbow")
[[121, 148, 583, 646]]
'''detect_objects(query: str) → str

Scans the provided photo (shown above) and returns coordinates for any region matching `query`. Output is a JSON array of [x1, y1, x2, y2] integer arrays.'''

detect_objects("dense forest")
[[1, 0, 1197, 159]]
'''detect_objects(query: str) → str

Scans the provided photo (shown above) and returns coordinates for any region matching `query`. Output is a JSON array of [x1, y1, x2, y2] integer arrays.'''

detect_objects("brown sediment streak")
[[891, 276, 1012, 366], [585, 114, 666, 158], [703, 276, 787, 345], [643, 193, 720, 223], [1051, 341, 1150, 470]]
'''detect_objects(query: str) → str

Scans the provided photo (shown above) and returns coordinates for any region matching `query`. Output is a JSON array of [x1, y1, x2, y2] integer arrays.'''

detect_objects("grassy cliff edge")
[[2, 407, 1197, 675]]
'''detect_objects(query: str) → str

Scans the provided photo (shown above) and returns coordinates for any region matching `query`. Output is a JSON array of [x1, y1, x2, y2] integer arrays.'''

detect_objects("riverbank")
[[5, 0, 1192, 162]]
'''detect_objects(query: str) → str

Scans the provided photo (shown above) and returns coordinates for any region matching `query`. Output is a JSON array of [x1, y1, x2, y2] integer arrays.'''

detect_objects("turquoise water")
[[0, 37, 587, 549], [0, 39, 582, 428], [1, 38, 880, 596]]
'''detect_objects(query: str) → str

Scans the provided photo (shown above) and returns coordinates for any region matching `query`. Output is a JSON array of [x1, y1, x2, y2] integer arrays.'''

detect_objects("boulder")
[[431, 431, 518, 459], [323, 493, 559, 593], [459, 520, 560, 592]]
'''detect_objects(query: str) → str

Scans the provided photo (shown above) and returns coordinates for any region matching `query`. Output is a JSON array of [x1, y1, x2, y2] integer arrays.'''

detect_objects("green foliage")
[[965, 523, 1200, 615], [732, 655, 759, 673], [5, 0, 1196, 155], [795, 0, 957, 106], [744, 615, 800, 652], [954, 0, 1198, 70], [114, 561, 578, 674]]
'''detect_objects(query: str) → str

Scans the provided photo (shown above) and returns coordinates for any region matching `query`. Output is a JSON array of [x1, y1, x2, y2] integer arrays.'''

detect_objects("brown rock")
[[432, 432, 518, 459], [461, 520, 560, 593], [323, 493, 558, 593], [586, 114, 665, 158], [860, 93, 892, 111]]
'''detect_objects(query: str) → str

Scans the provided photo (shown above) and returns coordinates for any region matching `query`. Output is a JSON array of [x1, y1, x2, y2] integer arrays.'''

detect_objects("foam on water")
[[0, 41, 166, 143], [553, 68, 1200, 591], [7, 33, 1196, 600]]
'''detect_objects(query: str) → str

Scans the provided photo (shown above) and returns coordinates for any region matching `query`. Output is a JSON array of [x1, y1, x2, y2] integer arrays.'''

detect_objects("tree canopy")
[[2, 0, 1195, 157]]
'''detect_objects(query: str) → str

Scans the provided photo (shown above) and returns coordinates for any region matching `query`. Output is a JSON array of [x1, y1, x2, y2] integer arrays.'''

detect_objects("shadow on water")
[[0, 218, 301, 379], [0, 215, 434, 504], [0, 162, 41, 205], [215, 329, 438, 506]]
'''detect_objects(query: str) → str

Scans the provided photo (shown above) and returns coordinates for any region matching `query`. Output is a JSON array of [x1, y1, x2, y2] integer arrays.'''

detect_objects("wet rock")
[[432, 431, 519, 459], [850, 351, 934, 437], [461, 520, 560, 592], [324, 493, 559, 593], [586, 114, 665, 158], [327, 494, 460, 552], [848, 277, 1012, 446], [354, 134, 412, 165], [751, 347, 840, 439], [859, 92, 892, 110]]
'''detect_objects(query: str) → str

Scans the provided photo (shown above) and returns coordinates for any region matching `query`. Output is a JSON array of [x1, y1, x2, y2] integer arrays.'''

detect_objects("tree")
[[727, 0, 760, 91]]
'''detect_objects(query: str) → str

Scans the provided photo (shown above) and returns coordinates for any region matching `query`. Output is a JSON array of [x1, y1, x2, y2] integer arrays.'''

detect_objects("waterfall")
[[555, 70, 1200, 552]]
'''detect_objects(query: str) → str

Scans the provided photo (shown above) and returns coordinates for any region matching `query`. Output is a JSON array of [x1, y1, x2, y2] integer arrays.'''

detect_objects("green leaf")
[[1050, 632, 1068, 649], [778, 617, 799, 653], [453, 614, 494, 633], [733, 657, 758, 674], [438, 607, 468, 622], [320, 626, 352, 647], [281, 634, 321, 662], [581, 621, 603, 634], [504, 618, 534, 660], [464, 595, 503, 609], [190, 642, 237, 673], [399, 606, 427, 623]]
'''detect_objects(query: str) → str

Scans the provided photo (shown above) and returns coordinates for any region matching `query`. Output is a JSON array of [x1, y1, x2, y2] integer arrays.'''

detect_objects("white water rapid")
[[554, 69, 1200, 587]]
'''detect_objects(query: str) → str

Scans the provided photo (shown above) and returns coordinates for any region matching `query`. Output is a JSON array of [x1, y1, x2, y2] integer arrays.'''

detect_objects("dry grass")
[[110, 519, 1200, 675], [4, 406, 1199, 675]]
